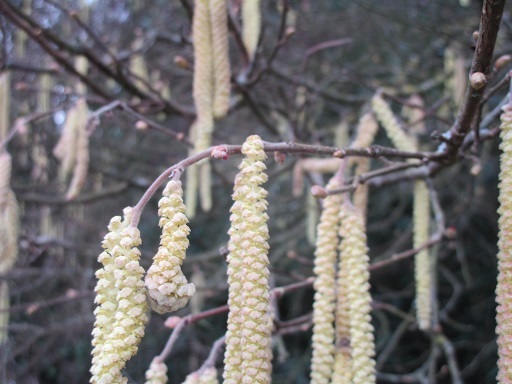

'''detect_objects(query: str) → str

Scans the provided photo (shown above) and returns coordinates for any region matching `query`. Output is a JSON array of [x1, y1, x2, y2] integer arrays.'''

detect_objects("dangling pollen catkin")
[[341, 204, 375, 384], [331, 205, 352, 384], [496, 97, 512, 384], [90, 207, 148, 384], [209, 0, 231, 119], [144, 358, 168, 384], [183, 367, 219, 384], [224, 135, 272, 384], [413, 180, 431, 330], [310, 177, 343, 384], [193, 0, 215, 212], [144, 180, 196, 313], [242, 0, 261, 61]]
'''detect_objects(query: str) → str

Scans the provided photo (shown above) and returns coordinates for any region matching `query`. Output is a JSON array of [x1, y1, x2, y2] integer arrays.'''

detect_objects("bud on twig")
[[211, 145, 229, 160], [311, 185, 328, 199], [495, 54, 512, 71], [470, 72, 486, 90], [274, 151, 286, 164]]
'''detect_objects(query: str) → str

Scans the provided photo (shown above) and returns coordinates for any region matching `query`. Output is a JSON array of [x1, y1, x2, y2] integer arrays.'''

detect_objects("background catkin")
[[144, 180, 196, 313], [349, 113, 379, 217], [496, 101, 512, 384], [0, 152, 18, 346], [223, 135, 272, 384], [90, 207, 148, 384], [341, 205, 376, 384], [193, 0, 215, 212], [310, 177, 343, 384], [413, 181, 431, 330], [144, 358, 168, 384], [242, 0, 261, 60], [209, 0, 231, 119], [371, 92, 432, 331], [54, 98, 90, 185], [0, 72, 9, 141], [331, 205, 352, 384]]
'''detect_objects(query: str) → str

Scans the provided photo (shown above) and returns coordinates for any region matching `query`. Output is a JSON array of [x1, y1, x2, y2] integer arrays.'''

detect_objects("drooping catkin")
[[209, 0, 231, 119], [444, 46, 466, 109], [349, 113, 379, 217], [331, 205, 352, 384], [144, 180, 196, 313], [186, 122, 199, 218], [183, 367, 219, 384], [38, 72, 52, 112], [310, 177, 343, 384], [0, 72, 10, 142], [130, 37, 150, 93], [144, 358, 168, 384], [75, 55, 89, 95], [413, 180, 431, 331], [65, 101, 91, 200], [193, 0, 215, 212], [90, 207, 148, 384], [0, 282, 8, 344], [0, 152, 19, 275], [340, 204, 376, 384], [224, 135, 272, 384], [401, 94, 426, 136], [496, 100, 512, 384], [54, 98, 89, 184], [242, 0, 261, 60], [307, 189, 319, 245], [371, 93, 417, 152]]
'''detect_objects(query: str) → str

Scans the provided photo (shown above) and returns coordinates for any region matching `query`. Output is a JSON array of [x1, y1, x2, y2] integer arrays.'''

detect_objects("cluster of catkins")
[[310, 176, 376, 384], [91, 179, 196, 383]]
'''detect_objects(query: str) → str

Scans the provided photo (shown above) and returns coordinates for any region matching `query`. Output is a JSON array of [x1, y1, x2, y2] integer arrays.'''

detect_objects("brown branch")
[[429, 0, 506, 174]]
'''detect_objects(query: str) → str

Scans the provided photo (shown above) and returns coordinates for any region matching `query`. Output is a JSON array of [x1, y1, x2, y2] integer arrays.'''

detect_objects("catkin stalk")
[[224, 135, 272, 384], [310, 177, 343, 384], [242, 0, 261, 60], [496, 99, 512, 384]]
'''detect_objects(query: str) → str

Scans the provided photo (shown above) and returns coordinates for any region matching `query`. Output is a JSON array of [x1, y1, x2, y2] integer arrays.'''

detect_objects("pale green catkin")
[[242, 0, 261, 60]]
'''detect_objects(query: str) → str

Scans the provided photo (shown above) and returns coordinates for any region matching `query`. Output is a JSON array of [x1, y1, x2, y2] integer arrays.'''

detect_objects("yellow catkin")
[[371, 93, 417, 152], [38, 72, 51, 112], [0, 282, 8, 344], [413, 180, 431, 331], [90, 207, 148, 384], [0, 152, 19, 275], [130, 37, 150, 92], [372, 92, 432, 330], [310, 177, 343, 384], [307, 189, 319, 245], [209, 0, 231, 118], [444, 47, 466, 109], [193, 0, 215, 212], [0, 72, 10, 142], [340, 205, 376, 384], [54, 98, 89, 183], [496, 100, 512, 384], [186, 122, 199, 218], [75, 55, 89, 95], [65, 99, 90, 200], [331, 205, 352, 384], [183, 367, 219, 384], [350, 113, 379, 217], [144, 358, 168, 384], [242, 0, 261, 60], [144, 180, 196, 313], [224, 135, 272, 384]]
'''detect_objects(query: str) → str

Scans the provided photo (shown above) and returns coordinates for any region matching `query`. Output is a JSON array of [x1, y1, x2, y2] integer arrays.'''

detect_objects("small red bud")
[[274, 151, 286, 164], [211, 145, 229, 160], [311, 185, 328, 198]]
